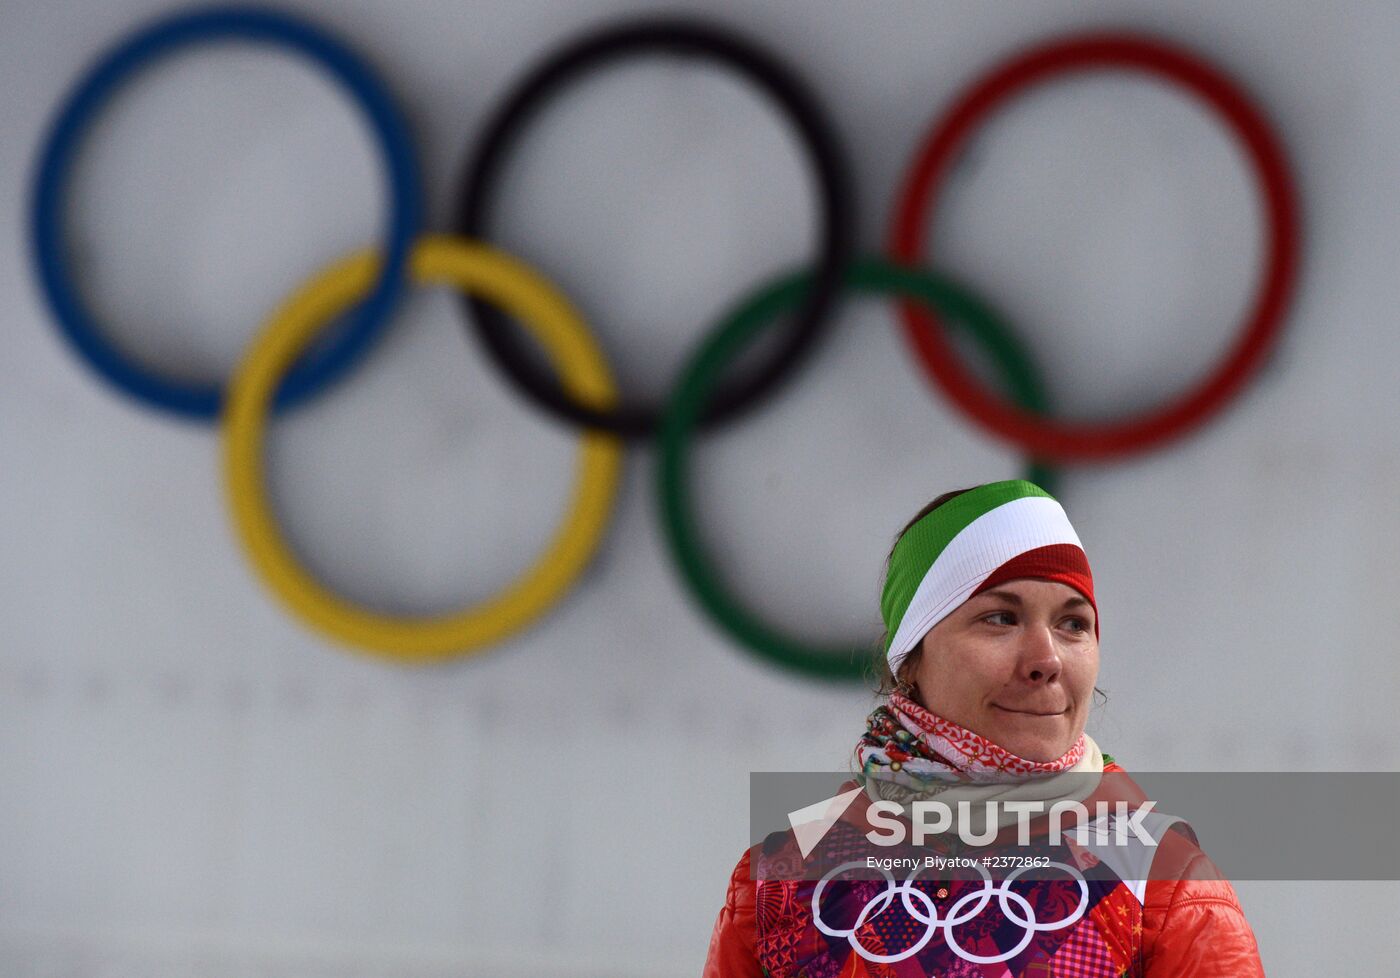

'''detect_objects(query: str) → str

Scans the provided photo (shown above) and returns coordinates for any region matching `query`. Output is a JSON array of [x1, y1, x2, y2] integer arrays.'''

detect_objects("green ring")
[[657, 257, 1058, 682]]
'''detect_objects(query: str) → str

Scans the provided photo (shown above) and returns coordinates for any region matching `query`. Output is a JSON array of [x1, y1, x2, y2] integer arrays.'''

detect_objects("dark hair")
[[868, 486, 1107, 708]]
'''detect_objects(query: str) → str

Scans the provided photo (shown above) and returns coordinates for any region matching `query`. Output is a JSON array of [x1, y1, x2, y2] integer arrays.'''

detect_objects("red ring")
[[888, 33, 1300, 461]]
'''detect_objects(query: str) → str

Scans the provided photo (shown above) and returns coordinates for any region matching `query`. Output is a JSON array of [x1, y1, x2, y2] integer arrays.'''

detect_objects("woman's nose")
[[1017, 626, 1062, 683]]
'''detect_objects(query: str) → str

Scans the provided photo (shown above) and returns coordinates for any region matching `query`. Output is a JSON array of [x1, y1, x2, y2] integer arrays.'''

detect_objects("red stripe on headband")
[[970, 544, 1098, 638]]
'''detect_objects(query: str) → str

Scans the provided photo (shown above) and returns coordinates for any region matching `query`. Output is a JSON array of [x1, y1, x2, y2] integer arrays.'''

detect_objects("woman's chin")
[[985, 711, 1073, 761]]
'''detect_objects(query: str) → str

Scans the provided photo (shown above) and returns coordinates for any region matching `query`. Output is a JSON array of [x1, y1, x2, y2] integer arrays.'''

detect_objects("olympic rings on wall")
[[453, 17, 855, 439], [30, 5, 423, 420], [28, 8, 1303, 670], [889, 33, 1301, 461], [658, 257, 1057, 681], [223, 235, 623, 662]]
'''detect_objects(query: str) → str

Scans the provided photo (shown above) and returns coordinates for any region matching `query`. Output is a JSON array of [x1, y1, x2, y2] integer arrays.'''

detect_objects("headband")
[[881, 480, 1095, 673]]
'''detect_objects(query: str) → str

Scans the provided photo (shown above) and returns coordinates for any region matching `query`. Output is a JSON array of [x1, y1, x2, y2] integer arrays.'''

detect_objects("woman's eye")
[[1062, 617, 1090, 633], [983, 611, 1015, 626]]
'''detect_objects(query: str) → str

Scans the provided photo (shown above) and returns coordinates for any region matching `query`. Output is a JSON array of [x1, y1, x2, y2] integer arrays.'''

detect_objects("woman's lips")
[[992, 704, 1066, 717]]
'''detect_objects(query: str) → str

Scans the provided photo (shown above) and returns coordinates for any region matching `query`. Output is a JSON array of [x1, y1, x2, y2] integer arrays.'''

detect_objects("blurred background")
[[3, 0, 1398, 974]]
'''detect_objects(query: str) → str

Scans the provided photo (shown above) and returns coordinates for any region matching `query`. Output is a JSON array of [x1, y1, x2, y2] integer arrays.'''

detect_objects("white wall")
[[2, 0, 1397, 974]]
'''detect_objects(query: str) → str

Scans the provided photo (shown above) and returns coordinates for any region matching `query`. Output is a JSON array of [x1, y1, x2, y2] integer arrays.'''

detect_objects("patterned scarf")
[[856, 691, 1089, 791]]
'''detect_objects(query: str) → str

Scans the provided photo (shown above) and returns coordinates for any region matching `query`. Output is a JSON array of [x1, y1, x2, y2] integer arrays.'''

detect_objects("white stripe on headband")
[[886, 495, 1084, 672]]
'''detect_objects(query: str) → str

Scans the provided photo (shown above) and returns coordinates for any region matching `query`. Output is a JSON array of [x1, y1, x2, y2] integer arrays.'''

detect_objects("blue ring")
[[30, 6, 422, 420]]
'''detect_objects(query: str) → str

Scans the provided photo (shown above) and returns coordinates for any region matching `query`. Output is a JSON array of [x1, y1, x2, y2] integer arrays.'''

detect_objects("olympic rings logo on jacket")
[[704, 765, 1268, 977], [812, 858, 1090, 965]]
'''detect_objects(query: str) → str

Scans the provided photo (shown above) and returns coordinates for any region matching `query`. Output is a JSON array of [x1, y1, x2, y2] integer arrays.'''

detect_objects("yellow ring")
[[222, 234, 623, 663]]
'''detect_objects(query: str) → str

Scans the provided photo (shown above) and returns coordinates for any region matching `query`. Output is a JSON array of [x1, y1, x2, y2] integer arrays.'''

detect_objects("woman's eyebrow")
[[978, 589, 1091, 612]]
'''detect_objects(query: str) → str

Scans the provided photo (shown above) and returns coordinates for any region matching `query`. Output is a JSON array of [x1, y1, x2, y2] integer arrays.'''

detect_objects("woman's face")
[[908, 578, 1099, 762]]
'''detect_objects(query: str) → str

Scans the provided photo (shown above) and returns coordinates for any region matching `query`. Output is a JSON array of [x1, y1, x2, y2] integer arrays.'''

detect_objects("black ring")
[[453, 16, 854, 438]]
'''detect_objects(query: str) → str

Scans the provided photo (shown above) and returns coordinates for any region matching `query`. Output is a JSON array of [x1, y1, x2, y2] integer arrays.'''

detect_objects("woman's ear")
[[894, 650, 924, 703]]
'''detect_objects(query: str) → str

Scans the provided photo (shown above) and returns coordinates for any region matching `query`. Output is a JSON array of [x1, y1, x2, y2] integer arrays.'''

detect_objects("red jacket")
[[702, 762, 1264, 977]]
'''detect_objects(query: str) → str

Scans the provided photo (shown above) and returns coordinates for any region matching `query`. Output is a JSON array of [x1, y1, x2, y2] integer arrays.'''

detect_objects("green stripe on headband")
[[880, 480, 1053, 653]]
